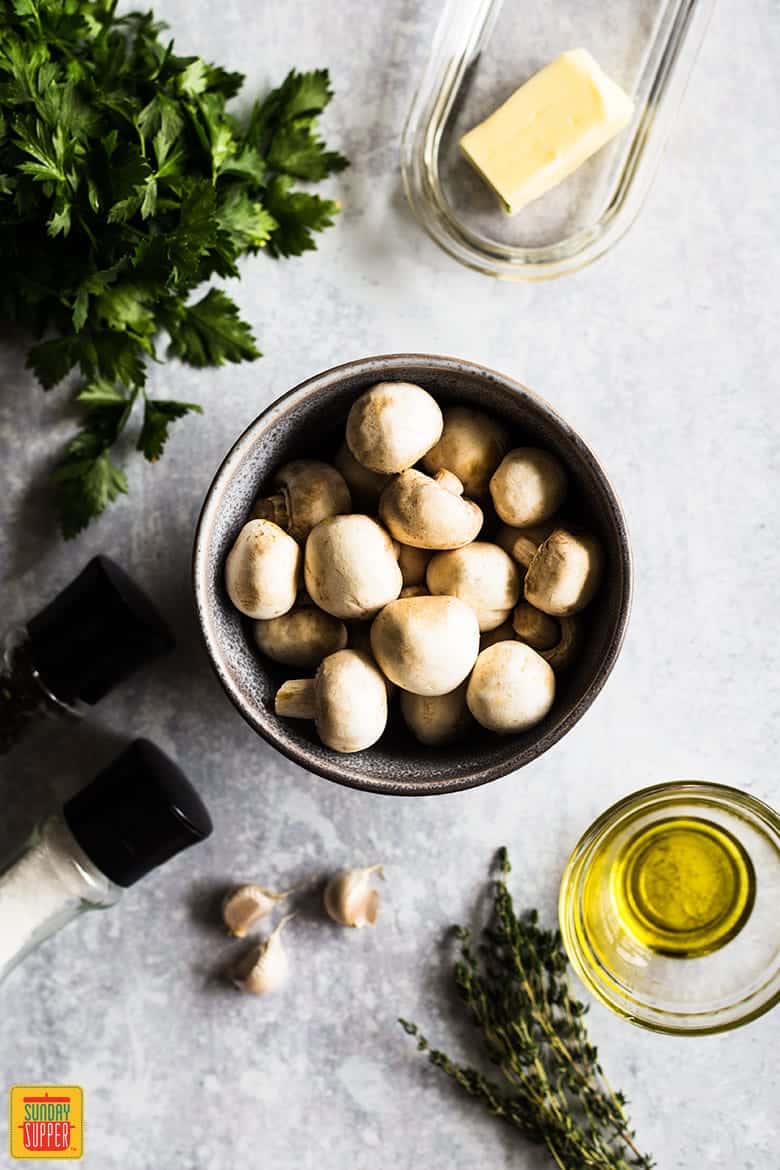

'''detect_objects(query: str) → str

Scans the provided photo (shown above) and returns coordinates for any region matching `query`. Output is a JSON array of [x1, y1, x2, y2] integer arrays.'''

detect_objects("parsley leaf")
[[249, 68, 335, 142], [216, 188, 277, 251], [168, 288, 260, 367], [27, 337, 81, 390], [52, 449, 129, 539], [264, 176, 340, 258], [76, 378, 130, 407], [268, 123, 348, 182], [0, 3, 347, 536], [138, 398, 203, 461]]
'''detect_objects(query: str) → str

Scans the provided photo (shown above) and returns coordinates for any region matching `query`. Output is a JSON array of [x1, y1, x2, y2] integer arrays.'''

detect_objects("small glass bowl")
[[559, 782, 780, 1035], [402, 0, 715, 279]]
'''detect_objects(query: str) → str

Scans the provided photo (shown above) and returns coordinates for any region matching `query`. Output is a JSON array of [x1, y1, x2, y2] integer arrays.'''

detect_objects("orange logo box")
[[9, 1086, 83, 1159]]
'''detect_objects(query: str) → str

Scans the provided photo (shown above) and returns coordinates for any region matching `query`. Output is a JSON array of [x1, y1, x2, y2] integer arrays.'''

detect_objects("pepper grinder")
[[0, 557, 175, 754], [0, 739, 213, 985]]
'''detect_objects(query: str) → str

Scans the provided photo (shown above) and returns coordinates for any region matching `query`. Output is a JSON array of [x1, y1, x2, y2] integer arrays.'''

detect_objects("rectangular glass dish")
[[401, 0, 714, 280]]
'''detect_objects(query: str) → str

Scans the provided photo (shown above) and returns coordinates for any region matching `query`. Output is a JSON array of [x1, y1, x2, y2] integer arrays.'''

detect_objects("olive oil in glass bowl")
[[559, 783, 780, 1035]]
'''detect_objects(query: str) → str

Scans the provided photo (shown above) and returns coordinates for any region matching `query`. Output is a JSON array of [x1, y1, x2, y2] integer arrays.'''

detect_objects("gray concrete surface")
[[0, 1, 778, 1166]]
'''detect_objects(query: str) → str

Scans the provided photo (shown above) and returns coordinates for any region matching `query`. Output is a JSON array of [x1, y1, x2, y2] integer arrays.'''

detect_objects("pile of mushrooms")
[[224, 382, 604, 754]]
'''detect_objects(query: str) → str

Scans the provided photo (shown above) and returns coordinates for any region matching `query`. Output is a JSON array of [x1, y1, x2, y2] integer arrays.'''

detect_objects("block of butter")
[[459, 49, 634, 216]]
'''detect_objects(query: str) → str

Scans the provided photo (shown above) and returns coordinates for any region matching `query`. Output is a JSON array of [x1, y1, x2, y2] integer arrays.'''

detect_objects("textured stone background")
[[1, 1, 779, 1167]]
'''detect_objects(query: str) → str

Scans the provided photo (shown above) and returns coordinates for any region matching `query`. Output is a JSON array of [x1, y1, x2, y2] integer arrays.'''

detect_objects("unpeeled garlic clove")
[[222, 884, 294, 937], [231, 914, 295, 995], [323, 865, 384, 928]]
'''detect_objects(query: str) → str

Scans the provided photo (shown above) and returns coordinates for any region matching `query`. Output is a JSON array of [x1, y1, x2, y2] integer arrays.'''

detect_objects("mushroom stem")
[[252, 493, 289, 529], [275, 679, 316, 720], [541, 616, 581, 672], [496, 522, 555, 569]]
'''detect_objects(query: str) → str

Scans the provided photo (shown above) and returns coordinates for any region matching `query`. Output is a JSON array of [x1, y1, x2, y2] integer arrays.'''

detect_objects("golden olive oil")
[[609, 816, 756, 957]]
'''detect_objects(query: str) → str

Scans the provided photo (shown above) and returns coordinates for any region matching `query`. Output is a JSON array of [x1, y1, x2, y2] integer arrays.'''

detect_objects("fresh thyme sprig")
[[400, 848, 654, 1170]]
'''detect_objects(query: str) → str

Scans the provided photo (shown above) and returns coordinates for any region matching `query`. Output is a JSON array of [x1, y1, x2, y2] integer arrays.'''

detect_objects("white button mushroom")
[[346, 382, 443, 474], [252, 460, 351, 543], [334, 442, 390, 509], [496, 604, 582, 672], [400, 681, 473, 746], [370, 595, 480, 696], [524, 527, 603, 616], [511, 601, 561, 651], [512, 602, 581, 673], [379, 469, 483, 550], [253, 607, 348, 669], [225, 520, 300, 620], [397, 543, 432, 588], [540, 616, 581, 673], [304, 515, 403, 620], [422, 406, 510, 498], [495, 521, 556, 569], [490, 448, 568, 527], [426, 542, 521, 632], [466, 642, 556, 734], [274, 649, 388, 753]]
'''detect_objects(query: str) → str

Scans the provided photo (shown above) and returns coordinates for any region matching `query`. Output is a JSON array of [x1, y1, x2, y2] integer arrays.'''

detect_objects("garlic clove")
[[222, 884, 295, 937], [324, 865, 384, 928], [231, 913, 295, 995]]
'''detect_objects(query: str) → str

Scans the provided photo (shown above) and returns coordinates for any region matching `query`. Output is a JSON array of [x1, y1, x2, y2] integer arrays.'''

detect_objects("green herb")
[[0, 0, 347, 537], [400, 849, 654, 1170]]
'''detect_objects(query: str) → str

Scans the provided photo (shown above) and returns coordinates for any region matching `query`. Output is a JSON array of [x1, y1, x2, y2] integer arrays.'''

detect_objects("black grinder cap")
[[27, 556, 175, 705], [63, 739, 213, 887]]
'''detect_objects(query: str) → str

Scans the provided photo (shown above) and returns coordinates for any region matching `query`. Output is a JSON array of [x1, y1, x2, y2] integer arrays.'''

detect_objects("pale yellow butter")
[[459, 49, 634, 216]]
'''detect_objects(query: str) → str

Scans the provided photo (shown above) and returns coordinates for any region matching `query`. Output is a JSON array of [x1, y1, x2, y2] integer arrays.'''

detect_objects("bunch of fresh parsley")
[[0, 0, 347, 537]]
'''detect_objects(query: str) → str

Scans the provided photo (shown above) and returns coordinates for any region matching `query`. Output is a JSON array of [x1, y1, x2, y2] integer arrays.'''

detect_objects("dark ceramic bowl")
[[193, 355, 632, 796]]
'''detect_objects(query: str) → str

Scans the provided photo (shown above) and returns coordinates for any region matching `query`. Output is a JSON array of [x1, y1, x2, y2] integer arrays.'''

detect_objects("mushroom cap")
[[255, 460, 351, 543], [490, 447, 568, 527], [511, 602, 560, 651], [422, 406, 510, 498], [304, 515, 403, 620], [524, 528, 603, 616], [315, 650, 388, 752], [334, 442, 390, 508], [253, 607, 348, 669], [466, 642, 555, 734], [370, 595, 480, 696], [426, 542, 521, 631], [495, 521, 556, 569], [400, 681, 472, 746], [397, 543, 432, 587], [225, 520, 300, 620], [346, 382, 443, 474], [379, 469, 483, 549]]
